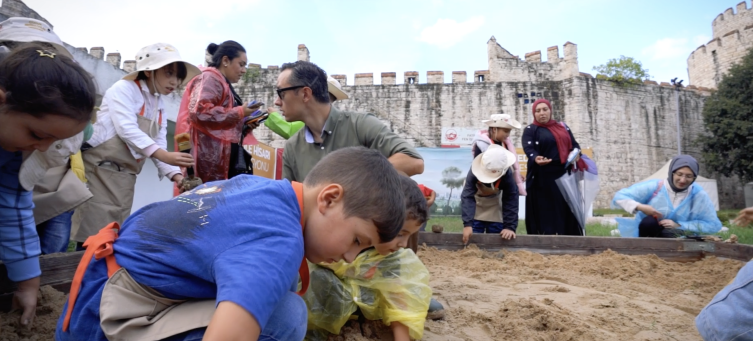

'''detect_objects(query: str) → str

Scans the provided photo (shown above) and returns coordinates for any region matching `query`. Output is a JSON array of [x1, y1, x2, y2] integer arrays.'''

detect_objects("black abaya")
[[522, 124, 582, 235]]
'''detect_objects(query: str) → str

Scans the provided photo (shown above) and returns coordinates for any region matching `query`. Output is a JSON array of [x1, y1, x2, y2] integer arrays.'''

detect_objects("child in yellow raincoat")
[[304, 175, 431, 341]]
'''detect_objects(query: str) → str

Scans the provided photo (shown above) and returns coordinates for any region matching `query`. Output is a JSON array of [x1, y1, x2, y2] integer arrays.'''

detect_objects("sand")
[[332, 246, 744, 341], [0, 247, 744, 341], [1, 286, 67, 341]]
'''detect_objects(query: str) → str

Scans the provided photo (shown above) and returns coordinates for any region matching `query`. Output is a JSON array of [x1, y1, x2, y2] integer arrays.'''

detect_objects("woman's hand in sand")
[[733, 207, 753, 226], [534, 156, 552, 166], [462, 226, 473, 245], [659, 219, 680, 228], [500, 229, 516, 240], [12, 276, 39, 327], [637, 204, 662, 219]]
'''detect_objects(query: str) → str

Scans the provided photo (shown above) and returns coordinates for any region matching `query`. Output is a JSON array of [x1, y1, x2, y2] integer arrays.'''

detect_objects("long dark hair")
[[0, 43, 96, 122], [207, 41, 246, 68]]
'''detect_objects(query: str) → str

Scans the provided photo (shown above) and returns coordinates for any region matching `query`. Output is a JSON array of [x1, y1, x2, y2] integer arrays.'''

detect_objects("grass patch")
[[426, 214, 753, 244]]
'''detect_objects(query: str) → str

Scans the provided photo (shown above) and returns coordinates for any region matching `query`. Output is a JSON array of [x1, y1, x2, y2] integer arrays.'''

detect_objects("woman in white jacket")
[[72, 43, 200, 247]]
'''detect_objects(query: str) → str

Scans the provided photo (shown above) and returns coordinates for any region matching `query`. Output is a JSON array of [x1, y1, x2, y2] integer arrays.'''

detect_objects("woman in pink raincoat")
[[176, 40, 262, 184], [470, 114, 527, 196]]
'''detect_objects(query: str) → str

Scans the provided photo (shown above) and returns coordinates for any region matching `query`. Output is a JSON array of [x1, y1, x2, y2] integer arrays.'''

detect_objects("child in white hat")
[[471, 113, 526, 195], [460, 144, 520, 244], [72, 43, 200, 246]]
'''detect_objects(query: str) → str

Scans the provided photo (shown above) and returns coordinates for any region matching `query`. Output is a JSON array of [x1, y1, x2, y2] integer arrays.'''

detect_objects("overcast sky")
[[25, 0, 732, 85]]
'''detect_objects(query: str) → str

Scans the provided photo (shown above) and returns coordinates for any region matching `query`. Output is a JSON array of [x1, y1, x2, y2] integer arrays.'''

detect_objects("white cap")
[[0, 17, 72, 58], [471, 144, 516, 183], [327, 76, 348, 100], [122, 43, 200, 82]]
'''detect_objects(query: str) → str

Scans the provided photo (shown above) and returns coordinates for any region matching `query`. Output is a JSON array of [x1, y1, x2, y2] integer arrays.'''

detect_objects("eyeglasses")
[[276, 85, 306, 99], [673, 172, 696, 180]]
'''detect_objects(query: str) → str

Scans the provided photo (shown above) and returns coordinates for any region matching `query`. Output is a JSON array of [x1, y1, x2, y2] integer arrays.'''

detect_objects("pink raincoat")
[[176, 67, 244, 184], [471, 130, 527, 196]]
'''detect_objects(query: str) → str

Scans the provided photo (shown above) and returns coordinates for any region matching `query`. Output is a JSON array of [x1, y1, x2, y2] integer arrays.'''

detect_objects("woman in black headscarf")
[[611, 155, 722, 238]]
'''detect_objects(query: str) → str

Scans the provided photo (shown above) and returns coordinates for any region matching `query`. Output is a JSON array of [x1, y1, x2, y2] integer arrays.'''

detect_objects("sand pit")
[[331, 246, 744, 341], [1, 286, 66, 341], [0, 246, 745, 341]]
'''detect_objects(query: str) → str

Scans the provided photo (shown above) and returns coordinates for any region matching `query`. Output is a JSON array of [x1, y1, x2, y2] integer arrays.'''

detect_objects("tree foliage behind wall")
[[699, 48, 753, 182], [593, 56, 651, 87]]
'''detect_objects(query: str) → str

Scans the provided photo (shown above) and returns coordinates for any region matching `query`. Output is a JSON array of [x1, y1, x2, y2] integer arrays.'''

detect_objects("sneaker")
[[426, 297, 445, 320]]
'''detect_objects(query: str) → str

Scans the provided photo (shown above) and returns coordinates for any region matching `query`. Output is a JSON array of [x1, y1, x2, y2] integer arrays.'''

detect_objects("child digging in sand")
[[56, 147, 407, 341], [304, 176, 432, 341]]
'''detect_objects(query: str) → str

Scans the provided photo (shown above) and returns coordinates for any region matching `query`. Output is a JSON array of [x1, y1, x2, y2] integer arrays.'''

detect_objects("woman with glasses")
[[611, 155, 721, 238], [176, 40, 263, 184]]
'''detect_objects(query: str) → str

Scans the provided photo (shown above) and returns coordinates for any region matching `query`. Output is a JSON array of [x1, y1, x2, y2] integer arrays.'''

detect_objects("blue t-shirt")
[[56, 175, 304, 340]]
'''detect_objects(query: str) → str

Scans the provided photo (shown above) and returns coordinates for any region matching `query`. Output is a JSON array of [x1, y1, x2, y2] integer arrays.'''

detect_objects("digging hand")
[[12, 276, 39, 327], [462, 226, 473, 245], [500, 229, 516, 240], [637, 204, 662, 219]]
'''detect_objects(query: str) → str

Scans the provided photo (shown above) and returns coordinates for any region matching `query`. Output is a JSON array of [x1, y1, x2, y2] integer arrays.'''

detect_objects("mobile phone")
[[248, 101, 265, 109], [246, 111, 269, 124]]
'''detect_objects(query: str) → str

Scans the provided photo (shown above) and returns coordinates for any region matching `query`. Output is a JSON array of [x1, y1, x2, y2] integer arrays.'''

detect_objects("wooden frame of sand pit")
[[2, 233, 753, 312]]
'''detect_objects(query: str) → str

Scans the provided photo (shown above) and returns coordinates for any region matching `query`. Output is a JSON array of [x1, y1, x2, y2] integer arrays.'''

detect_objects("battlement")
[[712, 1, 753, 39], [688, 2, 753, 88], [486, 36, 579, 82]]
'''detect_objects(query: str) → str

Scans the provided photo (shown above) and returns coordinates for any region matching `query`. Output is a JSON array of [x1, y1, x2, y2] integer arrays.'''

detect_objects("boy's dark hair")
[[207, 41, 246, 68], [136, 62, 188, 84], [305, 147, 405, 243], [280, 60, 329, 104], [400, 176, 428, 225], [0, 43, 96, 122]]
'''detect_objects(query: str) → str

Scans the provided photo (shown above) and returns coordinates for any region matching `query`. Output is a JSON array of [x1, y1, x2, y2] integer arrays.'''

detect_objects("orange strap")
[[62, 222, 122, 331], [478, 178, 502, 189], [291, 181, 310, 296], [134, 80, 163, 122]]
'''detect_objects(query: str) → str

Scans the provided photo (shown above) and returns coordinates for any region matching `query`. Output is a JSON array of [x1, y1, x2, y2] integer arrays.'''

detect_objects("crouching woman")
[[611, 155, 721, 238]]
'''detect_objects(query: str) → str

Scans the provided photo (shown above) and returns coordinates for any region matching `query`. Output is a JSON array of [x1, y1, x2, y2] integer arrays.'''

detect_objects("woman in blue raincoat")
[[611, 155, 721, 238]]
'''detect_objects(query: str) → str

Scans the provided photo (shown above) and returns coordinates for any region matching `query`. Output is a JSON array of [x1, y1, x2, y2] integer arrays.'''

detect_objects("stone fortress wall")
[[238, 42, 743, 209], [0, 0, 746, 209], [688, 1, 753, 88]]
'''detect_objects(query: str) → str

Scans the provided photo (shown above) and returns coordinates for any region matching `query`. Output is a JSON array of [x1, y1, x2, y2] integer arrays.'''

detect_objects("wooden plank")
[[418, 233, 710, 262], [0, 251, 83, 295], [711, 242, 753, 262]]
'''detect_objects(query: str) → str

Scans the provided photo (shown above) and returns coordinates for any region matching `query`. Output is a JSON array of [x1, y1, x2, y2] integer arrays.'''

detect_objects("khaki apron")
[[100, 268, 216, 341], [473, 181, 504, 223], [72, 98, 161, 243], [62, 183, 312, 340]]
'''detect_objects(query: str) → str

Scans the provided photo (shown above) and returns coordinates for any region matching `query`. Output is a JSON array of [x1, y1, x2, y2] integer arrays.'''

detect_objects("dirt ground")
[[1, 286, 66, 341], [0, 247, 744, 341], [330, 246, 744, 341]]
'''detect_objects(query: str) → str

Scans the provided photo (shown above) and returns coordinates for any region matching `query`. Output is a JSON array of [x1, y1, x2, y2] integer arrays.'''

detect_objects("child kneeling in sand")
[[304, 176, 431, 341], [55, 147, 407, 341]]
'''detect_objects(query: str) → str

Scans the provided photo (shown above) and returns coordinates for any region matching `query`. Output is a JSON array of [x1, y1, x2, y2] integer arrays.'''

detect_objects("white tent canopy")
[[642, 160, 720, 211]]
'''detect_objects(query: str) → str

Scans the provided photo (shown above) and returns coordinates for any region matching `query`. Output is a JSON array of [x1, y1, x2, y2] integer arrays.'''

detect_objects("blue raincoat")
[[611, 179, 721, 237]]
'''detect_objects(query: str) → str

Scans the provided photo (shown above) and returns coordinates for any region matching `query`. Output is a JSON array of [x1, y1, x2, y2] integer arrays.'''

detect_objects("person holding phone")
[[176, 40, 263, 183]]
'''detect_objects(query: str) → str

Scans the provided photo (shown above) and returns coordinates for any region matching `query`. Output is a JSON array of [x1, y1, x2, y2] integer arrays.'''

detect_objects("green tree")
[[593, 56, 651, 87], [440, 166, 465, 212], [699, 48, 753, 182]]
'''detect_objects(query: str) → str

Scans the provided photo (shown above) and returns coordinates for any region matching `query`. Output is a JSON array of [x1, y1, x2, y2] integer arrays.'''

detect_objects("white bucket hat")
[[483, 114, 521, 130], [471, 144, 517, 183], [0, 17, 72, 58], [327, 76, 349, 100], [123, 43, 200, 83]]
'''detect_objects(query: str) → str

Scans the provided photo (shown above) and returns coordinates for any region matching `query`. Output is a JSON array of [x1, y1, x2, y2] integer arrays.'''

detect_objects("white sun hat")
[[327, 76, 349, 100], [471, 144, 517, 183], [123, 43, 200, 82], [0, 17, 72, 58], [482, 114, 521, 130]]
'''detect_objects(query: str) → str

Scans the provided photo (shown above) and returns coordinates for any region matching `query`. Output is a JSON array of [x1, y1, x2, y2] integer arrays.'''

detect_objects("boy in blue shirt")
[[56, 146, 407, 341]]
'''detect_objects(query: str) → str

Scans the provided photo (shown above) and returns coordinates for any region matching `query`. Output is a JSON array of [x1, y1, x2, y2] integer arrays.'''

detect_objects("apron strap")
[[62, 222, 122, 331], [291, 181, 310, 296], [133, 80, 163, 122]]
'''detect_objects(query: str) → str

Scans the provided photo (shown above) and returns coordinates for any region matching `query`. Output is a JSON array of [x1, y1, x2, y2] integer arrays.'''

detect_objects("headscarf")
[[531, 99, 584, 169], [668, 155, 699, 192]]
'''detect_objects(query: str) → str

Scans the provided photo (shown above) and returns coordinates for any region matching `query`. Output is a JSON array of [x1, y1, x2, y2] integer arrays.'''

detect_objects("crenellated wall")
[[232, 45, 744, 207], [486, 36, 580, 82], [688, 1, 753, 88]]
